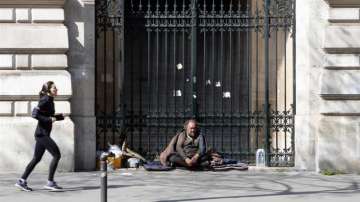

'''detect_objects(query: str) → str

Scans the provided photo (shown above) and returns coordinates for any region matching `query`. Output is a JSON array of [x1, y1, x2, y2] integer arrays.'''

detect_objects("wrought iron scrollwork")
[[96, 0, 123, 36], [270, 106, 294, 133], [269, 0, 295, 33]]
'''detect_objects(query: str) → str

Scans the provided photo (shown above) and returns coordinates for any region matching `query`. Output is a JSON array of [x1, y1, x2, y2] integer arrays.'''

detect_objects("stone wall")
[[319, 0, 360, 172], [0, 0, 74, 171], [296, 0, 360, 172]]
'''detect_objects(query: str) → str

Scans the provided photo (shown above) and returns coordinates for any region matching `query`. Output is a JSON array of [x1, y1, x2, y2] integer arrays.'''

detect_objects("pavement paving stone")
[[1, 169, 360, 202]]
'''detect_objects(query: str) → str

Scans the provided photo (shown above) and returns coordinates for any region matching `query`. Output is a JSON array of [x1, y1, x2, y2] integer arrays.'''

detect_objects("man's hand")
[[185, 158, 193, 167], [190, 153, 199, 165]]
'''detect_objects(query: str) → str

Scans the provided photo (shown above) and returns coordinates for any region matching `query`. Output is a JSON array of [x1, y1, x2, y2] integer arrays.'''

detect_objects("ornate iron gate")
[[95, 0, 296, 166]]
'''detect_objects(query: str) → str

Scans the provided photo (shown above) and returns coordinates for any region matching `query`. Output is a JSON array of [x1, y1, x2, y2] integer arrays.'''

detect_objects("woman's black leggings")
[[21, 136, 61, 181]]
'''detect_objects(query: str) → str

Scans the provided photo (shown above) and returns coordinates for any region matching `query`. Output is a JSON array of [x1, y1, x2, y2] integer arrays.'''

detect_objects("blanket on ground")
[[143, 161, 174, 171], [143, 160, 248, 171]]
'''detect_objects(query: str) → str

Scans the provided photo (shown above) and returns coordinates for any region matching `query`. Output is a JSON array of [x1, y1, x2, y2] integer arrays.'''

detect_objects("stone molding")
[[320, 69, 360, 100], [324, 26, 360, 54], [325, 0, 360, 7], [0, 0, 65, 6], [0, 54, 68, 70], [0, 24, 68, 53], [82, 0, 95, 4], [324, 54, 360, 69], [0, 8, 64, 23], [329, 8, 360, 23], [0, 70, 72, 101], [0, 101, 70, 116], [320, 100, 360, 115]]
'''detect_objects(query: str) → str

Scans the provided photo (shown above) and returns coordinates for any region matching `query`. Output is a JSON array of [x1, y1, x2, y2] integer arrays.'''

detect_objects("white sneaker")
[[44, 181, 63, 191], [15, 179, 33, 192]]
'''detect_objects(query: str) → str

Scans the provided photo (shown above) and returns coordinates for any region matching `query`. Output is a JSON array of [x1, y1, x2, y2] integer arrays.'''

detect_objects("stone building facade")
[[297, 0, 360, 172], [0, 0, 359, 172]]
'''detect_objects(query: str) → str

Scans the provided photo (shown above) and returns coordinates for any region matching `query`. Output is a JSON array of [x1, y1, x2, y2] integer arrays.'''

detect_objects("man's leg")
[[197, 152, 212, 168], [168, 154, 188, 167]]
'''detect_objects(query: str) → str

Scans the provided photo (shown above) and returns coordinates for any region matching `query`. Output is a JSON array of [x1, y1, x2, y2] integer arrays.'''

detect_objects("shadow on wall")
[[317, 116, 360, 173]]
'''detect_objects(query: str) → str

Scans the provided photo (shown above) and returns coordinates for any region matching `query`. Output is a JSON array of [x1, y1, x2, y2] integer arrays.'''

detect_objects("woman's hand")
[[54, 114, 65, 121], [51, 117, 57, 122]]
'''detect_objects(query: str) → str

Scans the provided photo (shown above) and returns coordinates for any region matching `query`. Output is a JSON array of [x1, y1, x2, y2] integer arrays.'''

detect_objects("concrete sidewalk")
[[1, 168, 360, 202]]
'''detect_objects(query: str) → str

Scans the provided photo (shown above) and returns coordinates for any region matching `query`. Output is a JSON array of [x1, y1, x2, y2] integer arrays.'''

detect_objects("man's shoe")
[[44, 181, 63, 191], [15, 179, 33, 192]]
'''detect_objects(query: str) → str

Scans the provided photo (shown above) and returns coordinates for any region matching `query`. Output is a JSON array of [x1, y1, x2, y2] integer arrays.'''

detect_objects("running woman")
[[15, 81, 64, 191]]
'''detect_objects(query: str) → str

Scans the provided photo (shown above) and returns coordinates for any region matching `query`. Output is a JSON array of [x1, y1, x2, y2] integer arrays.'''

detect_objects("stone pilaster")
[[295, 0, 328, 171], [65, 0, 96, 171]]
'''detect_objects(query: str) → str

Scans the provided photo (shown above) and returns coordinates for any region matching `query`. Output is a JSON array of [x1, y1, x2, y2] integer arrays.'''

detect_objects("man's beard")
[[187, 131, 196, 137]]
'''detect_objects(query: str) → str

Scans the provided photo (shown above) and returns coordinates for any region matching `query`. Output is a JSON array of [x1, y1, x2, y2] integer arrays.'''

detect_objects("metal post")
[[292, 0, 297, 167], [191, 0, 198, 118], [264, 0, 270, 166], [100, 152, 109, 202]]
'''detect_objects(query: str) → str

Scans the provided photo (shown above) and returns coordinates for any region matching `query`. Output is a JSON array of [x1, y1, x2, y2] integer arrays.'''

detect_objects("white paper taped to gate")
[[173, 90, 182, 97], [176, 63, 183, 70], [223, 92, 231, 98]]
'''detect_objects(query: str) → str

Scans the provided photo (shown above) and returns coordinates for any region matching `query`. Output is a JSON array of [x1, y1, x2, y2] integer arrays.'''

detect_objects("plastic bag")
[[108, 144, 123, 158]]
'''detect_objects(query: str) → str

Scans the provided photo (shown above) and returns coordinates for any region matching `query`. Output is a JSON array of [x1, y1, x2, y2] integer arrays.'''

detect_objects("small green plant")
[[321, 169, 345, 176]]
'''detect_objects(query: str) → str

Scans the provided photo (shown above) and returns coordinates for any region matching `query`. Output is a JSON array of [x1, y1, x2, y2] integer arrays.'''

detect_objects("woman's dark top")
[[32, 95, 55, 137]]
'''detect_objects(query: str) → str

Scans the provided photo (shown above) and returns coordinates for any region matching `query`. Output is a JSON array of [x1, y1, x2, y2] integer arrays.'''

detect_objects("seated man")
[[166, 119, 209, 168]]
